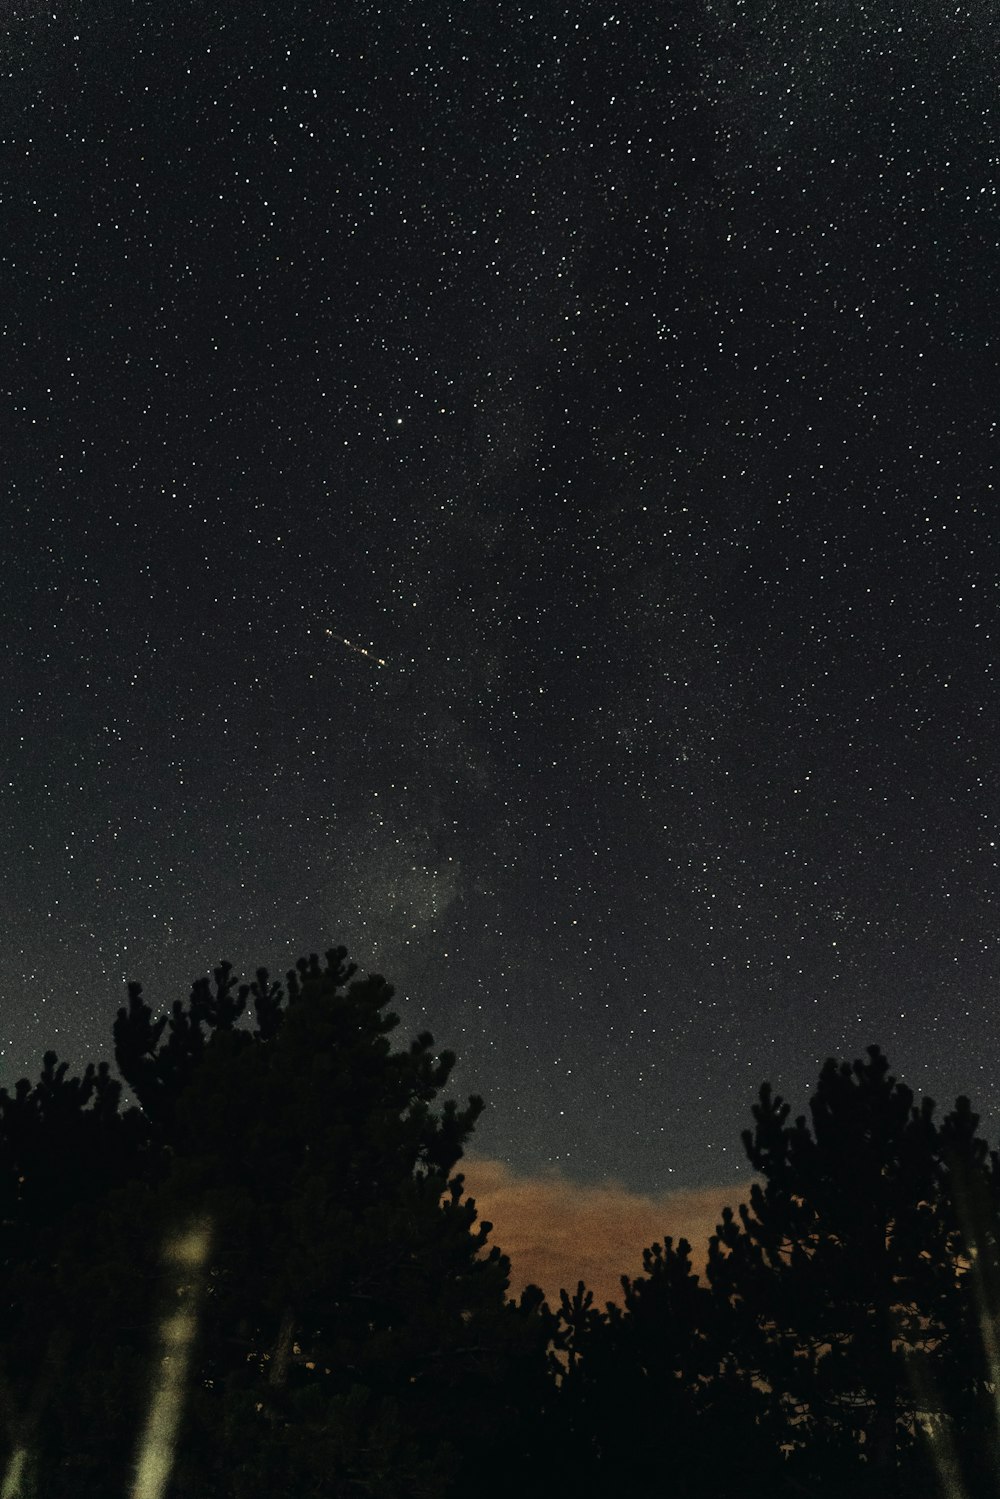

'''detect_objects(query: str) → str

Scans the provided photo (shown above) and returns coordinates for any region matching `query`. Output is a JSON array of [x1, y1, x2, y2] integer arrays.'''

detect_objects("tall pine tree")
[[0, 948, 556, 1499], [706, 1046, 998, 1496]]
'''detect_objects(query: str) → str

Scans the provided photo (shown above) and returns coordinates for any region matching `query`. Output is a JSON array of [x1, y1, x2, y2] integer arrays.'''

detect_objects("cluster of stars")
[[2, 0, 997, 1191]]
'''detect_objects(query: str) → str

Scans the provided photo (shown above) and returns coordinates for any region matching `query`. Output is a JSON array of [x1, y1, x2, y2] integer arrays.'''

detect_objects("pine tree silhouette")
[[1, 948, 555, 1499], [706, 1045, 1000, 1496]]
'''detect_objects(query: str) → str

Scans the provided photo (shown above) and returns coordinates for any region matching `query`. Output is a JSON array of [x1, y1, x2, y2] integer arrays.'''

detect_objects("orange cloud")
[[460, 1155, 758, 1308]]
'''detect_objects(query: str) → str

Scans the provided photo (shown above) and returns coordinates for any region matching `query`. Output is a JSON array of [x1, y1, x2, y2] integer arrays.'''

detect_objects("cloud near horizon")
[[460, 1156, 759, 1308]]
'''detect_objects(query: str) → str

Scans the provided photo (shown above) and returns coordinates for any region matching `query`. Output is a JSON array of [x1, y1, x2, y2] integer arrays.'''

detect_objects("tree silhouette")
[[0, 1046, 150, 1495], [553, 1239, 782, 1498], [8, 978, 1000, 1498], [706, 1045, 1000, 1496], [550, 1044, 1000, 1498], [141, 948, 560, 1499], [0, 948, 555, 1499], [916, 1093, 1000, 1497]]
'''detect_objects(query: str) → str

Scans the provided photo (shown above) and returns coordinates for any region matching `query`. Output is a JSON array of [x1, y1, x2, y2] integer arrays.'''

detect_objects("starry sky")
[[4, 0, 998, 1200]]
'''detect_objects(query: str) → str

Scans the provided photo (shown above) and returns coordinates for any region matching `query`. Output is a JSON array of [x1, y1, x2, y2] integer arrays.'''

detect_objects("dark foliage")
[[0, 949, 556, 1499], [2, 959, 1000, 1498], [552, 1046, 1000, 1499]]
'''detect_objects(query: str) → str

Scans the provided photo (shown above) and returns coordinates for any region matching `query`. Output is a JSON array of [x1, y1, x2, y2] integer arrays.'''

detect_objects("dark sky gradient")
[[3, 0, 998, 1192]]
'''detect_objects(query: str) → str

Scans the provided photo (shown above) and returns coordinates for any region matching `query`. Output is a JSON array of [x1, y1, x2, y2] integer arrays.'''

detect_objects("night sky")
[[4, 0, 998, 1200]]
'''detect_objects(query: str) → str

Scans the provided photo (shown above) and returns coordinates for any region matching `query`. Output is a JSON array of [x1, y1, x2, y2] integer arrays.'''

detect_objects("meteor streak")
[[325, 629, 386, 667]]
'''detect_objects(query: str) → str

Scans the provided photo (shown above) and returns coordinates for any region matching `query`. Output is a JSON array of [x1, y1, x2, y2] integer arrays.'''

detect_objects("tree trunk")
[[267, 1307, 296, 1390]]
